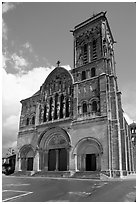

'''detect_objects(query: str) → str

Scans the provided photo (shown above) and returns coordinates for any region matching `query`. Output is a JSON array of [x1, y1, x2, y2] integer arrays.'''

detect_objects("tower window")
[[93, 40, 97, 60], [92, 101, 97, 112], [81, 71, 86, 80], [49, 97, 53, 121], [83, 44, 88, 64], [82, 102, 87, 114], [32, 116, 35, 125], [26, 118, 29, 126], [91, 68, 96, 77], [43, 105, 47, 122], [60, 94, 64, 119]]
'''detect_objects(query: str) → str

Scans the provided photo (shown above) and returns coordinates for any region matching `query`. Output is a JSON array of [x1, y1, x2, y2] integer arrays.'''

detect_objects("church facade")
[[16, 12, 135, 177]]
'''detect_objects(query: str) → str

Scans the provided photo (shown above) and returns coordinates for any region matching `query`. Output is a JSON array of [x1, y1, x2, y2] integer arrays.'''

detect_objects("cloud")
[[123, 112, 133, 125], [2, 66, 53, 152], [121, 84, 136, 121], [11, 53, 30, 71], [2, 19, 8, 41], [2, 65, 72, 152], [2, 2, 17, 14], [23, 42, 33, 53]]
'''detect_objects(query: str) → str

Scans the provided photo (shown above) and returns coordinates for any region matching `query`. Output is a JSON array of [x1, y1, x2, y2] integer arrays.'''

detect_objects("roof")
[[129, 122, 136, 128], [73, 11, 115, 43]]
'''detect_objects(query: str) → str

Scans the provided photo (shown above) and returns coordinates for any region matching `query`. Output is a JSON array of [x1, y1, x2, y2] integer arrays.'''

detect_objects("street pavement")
[[2, 174, 136, 202]]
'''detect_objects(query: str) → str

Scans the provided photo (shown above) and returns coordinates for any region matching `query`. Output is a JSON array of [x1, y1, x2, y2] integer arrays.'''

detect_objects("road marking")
[[4, 183, 30, 186], [124, 191, 136, 202], [68, 191, 92, 197], [2, 190, 33, 202], [48, 200, 69, 202]]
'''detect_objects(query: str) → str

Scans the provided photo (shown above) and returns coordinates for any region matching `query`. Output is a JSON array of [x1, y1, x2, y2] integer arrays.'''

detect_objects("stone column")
[[41, 105, 44, 123], [127, 128, 131, 172], [33, 149, 40, 171], [63, 96, 66, 118], [35, 102, 40, 125], [88, 102, 91, 115], [68, 97, 71, 116], [123, 118, 128, 172], [131, 141, 135, 172], [74, 154, 78, 171], [83, 154, 86, 171], [55, 149, 59, 171], [44, 150, 48, 171], [46, 100, 49, 121], [51, 97, 55, 121], [88, 44, 91, 63], [67, 148, 69, 171], [18, 157, 22, 171]]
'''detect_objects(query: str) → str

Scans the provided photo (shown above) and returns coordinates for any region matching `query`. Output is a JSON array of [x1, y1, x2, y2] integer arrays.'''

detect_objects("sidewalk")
[[122, 174, 136, 180]]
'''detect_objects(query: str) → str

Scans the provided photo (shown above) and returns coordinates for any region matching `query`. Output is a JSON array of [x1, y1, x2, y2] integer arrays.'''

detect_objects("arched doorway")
[[38, 127, 71, 171], [73, 137, 103, 171], [20, 145, 35, 171], [48, 148, 67, 171]]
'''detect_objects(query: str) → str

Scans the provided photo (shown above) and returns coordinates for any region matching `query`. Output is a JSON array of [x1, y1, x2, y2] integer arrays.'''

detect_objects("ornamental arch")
[[19, 144, 35, 171], [39, 67, 74, 123], [73, 137, 103, 171], [38, 127, 71, 171]]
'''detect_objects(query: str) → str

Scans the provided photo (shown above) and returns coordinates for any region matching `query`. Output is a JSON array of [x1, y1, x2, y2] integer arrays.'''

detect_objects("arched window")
[[43, 105, 47, 122], [83, 44, 88, 64], [60, 94, 64, 119], [54, 94, 58, 120], [82, 102, 87, 114], [91, 68, 96, 77], [66, 98, 69, 117], [49, 97, 53, 121], [81, 71, 86, 80], [32, 116, 35, 125], [26, 118, 29, 126], [92, 101, 97, 112], [93, 40, 97, 60]]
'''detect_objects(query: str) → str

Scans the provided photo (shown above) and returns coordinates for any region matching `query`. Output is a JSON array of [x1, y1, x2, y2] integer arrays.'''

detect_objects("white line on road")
[[124, 191, 136, 202], [4, 183, 30, 186], [2, 190, 33, 202], [48, 200, 70, 202]]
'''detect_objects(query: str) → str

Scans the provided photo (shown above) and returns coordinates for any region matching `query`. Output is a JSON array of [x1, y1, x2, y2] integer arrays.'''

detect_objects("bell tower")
[[71, 12, 124, 176], [72, 11, 116, 79], [71, 11, 117, 120]]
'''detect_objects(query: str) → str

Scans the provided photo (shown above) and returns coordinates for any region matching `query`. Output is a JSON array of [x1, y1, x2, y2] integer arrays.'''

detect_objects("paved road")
[[2, 174, 136, 202]]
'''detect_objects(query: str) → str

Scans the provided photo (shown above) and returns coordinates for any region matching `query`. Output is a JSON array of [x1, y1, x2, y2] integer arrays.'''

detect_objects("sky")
[[2, 2, 136, 155]]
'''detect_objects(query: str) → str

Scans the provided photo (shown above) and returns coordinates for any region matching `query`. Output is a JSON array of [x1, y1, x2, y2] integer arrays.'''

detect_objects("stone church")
[[16, 12, 135, 177]]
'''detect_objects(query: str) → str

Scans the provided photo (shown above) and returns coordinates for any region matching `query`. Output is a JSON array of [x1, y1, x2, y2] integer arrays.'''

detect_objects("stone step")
[[32, 171, 71, 178], [11, 171, 33, 177], [72, 171, 100, 179]]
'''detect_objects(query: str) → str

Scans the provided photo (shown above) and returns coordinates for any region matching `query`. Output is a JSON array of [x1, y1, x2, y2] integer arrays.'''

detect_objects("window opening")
[[60, 95, 64, 118], [82, 102, 87, 113], [32, 116, 35, 124], [66, 98, 69, 117], [93, 40, 97, 60], [81, 71, 86, 80], [43, 105, 47, 122], [92, 101, 97, 112], [54, 94, 58, 120], [26, 118, 29, 126], [91, 68, 96, 77], [49, 97, 53, 121], [83, 44, 88, 64]]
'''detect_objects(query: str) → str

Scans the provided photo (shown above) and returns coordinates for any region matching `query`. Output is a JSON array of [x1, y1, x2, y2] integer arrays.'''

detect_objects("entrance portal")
[[58, 149, 67, 171], [48, 149, 56, 171], [27, 158, 33, 171], [48, 148, 67, 171], [86, 154, 96, 171]]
